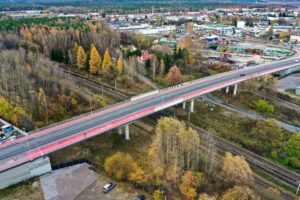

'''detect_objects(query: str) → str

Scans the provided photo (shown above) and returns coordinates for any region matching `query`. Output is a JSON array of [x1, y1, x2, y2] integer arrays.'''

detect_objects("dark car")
[[240, 73, 246, 77], [135, 195, 146, 200], [102, 182, 116, 193], [0, 134, 6, 141]]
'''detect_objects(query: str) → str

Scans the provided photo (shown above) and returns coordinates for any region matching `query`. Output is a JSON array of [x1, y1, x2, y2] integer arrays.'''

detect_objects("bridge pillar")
[[233, 84, 238, 96], [125, 124, 130, 140], [190, 99, 194, 113], [225, 86, 229, 94], [182, 102, 186, 109], [118, 127, 122, 135]]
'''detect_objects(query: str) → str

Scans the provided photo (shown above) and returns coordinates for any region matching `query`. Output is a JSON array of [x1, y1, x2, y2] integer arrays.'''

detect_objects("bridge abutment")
[[0, 156, 52, 189]]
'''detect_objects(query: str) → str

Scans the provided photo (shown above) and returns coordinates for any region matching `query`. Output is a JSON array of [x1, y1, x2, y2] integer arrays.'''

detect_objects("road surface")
[[202, 93, 300, 133]]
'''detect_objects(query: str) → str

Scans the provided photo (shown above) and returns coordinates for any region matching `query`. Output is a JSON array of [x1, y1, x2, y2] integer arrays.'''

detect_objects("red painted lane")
[[0, 106, 156, 172], [0, 63, 297, 171]]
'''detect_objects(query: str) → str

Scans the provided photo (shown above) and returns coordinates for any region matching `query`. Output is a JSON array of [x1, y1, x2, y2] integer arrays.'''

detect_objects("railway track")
[[257, 92, 300, 112], [187, 123, 299, 194], [63, 69, 299, 199]]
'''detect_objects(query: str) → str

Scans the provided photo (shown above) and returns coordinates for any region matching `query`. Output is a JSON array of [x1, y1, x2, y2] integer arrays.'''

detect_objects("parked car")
[[0, 125, 14, 135], [102, 182, 116, 193], [0, 134, 6, 141], [135, 195, 146, 200]]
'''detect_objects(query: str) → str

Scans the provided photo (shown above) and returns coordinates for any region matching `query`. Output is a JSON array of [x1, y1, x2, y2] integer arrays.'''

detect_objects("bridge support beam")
[[118, 127, 122, 135], [190, 99, 194, 113], [182, 102, 186, 109], [233, 84, 238, 96], [225, 86, 229, 94], [125, 124, 130, 140]]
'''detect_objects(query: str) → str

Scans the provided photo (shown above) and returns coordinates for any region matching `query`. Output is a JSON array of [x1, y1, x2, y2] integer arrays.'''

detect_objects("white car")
[[102, 182, 116, 193]]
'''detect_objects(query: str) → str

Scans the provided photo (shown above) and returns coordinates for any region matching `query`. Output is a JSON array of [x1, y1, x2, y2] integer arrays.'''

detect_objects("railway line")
[[257, 91, 300, 112], [63, 69, 299, 199]]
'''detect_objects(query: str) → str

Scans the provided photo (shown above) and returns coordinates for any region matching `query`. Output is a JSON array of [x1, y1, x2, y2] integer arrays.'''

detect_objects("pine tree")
[[117, 56, 123, 76], [102, 48, 112, 72], [76, 46, 86, 69], [89, 46, 102, 74]]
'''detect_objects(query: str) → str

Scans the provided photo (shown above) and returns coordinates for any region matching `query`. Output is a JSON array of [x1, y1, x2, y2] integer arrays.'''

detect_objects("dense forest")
[[0, 17, 121, 130]]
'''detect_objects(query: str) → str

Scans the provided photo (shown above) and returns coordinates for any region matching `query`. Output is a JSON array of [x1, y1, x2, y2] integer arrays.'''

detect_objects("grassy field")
[[0, 178, 43, 200]]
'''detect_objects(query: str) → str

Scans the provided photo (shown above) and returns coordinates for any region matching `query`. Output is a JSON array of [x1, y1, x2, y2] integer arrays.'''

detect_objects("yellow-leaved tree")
[[77, 46, 86, 69], [129, 167, 148, 185], [117, 56, 123, 76], [104, 151, 138, 181], [179, 171, 202, 199], [219, 152, 253, 188], [102, 48, 112, 72], [89, 46, 102, 74], [221, 186, 256, 200]]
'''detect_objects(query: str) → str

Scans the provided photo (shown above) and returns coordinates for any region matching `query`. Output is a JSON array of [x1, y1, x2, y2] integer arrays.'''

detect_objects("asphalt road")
[[0, 57, 299, 170], [202, 93, 300, 133]]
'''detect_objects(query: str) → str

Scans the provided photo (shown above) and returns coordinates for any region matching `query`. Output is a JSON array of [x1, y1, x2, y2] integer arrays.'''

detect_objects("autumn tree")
[[188, 54, 196, 65], [102, 48, 112, 72], [167, 65, 182, 86], [73, 42, 79, 56], [20, 27, 32, 41], [89, 46, 102, 74], [187, 22, 194, 33], [250, 119, 284, 154], [104, 152, 139, 181], [159, 59, 165, 76], [153, 190, 164, 200], [0, 97, 26, 126], [38, 88, 48, 123], [151, 55, 158, 80], [148, 117, 201, 186], [279, 31, 289, 39], [129, 167, 148, 185], [221, 186, 256, 200], [219, 153, 253, 188], [76, 46, 86, 69], [198, 193, 217, 200], [179, 171, 203, 199], [117, 56, 123, 76]]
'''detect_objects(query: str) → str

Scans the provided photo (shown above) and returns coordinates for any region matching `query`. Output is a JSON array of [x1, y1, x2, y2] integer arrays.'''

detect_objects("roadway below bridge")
[[0, 56, 300, 172], [201, 93, 300, 133]]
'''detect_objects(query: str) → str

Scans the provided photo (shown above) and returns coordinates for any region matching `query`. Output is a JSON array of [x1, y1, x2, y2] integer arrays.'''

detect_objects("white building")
[[237, 21, 246, 29], [290, 35, 300, 42]]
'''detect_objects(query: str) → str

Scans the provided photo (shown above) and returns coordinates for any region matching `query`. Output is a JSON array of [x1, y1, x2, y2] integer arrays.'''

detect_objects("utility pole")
[[88, 91, 92, 115]]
